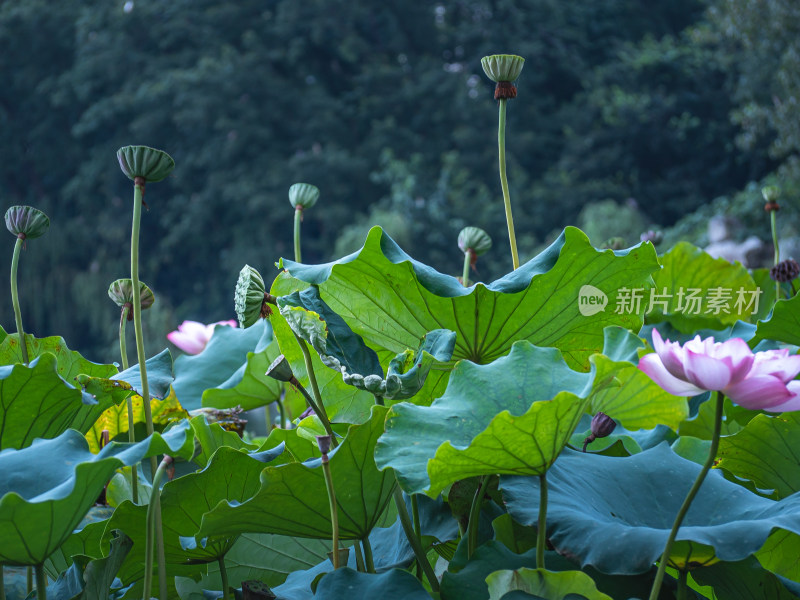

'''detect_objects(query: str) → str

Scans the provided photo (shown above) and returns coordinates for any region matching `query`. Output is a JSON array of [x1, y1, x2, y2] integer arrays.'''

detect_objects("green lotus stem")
[[10, 237, 29, 365], [466, 474, 489, 559], [294, 207, 303, 263], [276, 396, 286, 429], [143, 455, 171, 600], [361, 536, 376, 574], [771, 210, 781, 300], [119, 305, 138, 504], [292, 333, 337, 446], [648, 392, 724, 600], [537, 473, 548, 570], [393, 487, 439, 592], [411, 494, 423, 580], [497, 99, 520, 270], [130, 179, 165, 574], [677, 569, 688, 600], [34, 564, 46, 600], [353, 539, 366, 572], [218, 555, 231, 600], [321, 451, 341, 569], [462, 250, 472, 287]]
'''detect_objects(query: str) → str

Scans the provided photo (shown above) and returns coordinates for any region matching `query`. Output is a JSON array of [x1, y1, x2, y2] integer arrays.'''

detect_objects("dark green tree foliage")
[[0, 0, 774, 357]]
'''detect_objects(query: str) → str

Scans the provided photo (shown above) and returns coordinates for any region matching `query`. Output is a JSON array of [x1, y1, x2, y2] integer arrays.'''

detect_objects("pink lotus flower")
[[167, 320, 237, 355], [639, 329, 800, 412]]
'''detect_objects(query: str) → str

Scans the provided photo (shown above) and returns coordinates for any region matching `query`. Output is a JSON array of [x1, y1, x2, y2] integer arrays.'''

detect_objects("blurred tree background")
[[0, 0, 796, 359]]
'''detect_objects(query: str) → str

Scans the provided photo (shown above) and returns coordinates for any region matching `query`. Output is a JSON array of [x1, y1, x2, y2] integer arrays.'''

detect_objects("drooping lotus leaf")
[[102, 443, 285, 595], [44, 517, 107, 578], [755, 293, 800, 346], [188, 415, 258, 468], [375, 342, 595, 496], [717, 412, 800, 499], [111, 348, 173, 400], [84, 388, 187, 453], [691, 557, 800, 600], [647, 242, 760, 333], [278, 226, 659, 372], [45, 530, 132, 600], [500, 443, 800, 575], [0, 354, 122, 450], [384, 328, 456, 400], [0, 332, 117, 379], [277, 286, 383, 380], [172, 320, 268, 410], [0, 422, 192, 565], [201, 333, 282, 411], [485, 568, 613, 600], [588, 327, 688, 430], [196, 406, 395, 540], [313, 568, 431, 600]]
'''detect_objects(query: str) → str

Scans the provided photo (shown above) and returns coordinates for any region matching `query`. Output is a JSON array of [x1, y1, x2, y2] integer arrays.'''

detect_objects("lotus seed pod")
[[770, 258, 800, 283], [234, 264, 267, 328], [108, 278, 155, 310], [316, 435, 332, 455], [5, 206, 50, 240], [481, 54, 525, 83], [288, 183, 320, 210], [266, 354, 295, 383], [116, 145, 175, 183], [458, 226, 492, 256]]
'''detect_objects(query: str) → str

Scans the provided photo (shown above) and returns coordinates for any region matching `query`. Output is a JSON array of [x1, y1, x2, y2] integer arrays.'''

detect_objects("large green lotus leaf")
[[691, 556, 800, 600], [314, 567, 431, 600], [717, 412, 800, 499], [196, 406, 395, 540], [103, 443, 285, 595], [500, 444, 800, 575], [0, 354, 122, 450], [44, 518, 107, 578], [375, 342, 595, 495], [0, 422, 192, 565], [753, 530, 800, 583], [269, 274, 376, 424], [755, 293, 800, 346], [647, 242, 759, 332], [278, 226, 659, 372], [0, 333, 117, 379], [750, 268, 782, 324], [588, 328, 688, 430], [199, 533, 329, 591], [188, 415, 258, 468], [201, 333, 283, 411], [172, 320, 268, 410], [486, 568, 613, 600], [278, 287, 383, 378], [110, 348, 174, 400], [678, 396, 750, 440]]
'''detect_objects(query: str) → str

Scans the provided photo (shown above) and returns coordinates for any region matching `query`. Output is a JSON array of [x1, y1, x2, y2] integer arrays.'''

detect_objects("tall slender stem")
[[292, 375, 337, 445], [276, 395, 286, 429], [537, 473, 548, 569], [293, 334, 336, 446], [142, 456, 171, 600], [119, 306, 138, 504], [353, 539, 366, 572], [393, 487, 439, 592], [10, 237, 29, 364], [462, 250, 472, 287], [677, 569, 688, 600], [218, 555, 231, 600], [34, 565, 46, 600], [466, 475, 489, 558], [293, 207, 303, 263], [648, 392, 724, 600], [771, 210, 781, 300], [361, 536, 376, 574], [411, 494, 423, 581], [321, 451, 340, 569], [497, 99, 520, 270]]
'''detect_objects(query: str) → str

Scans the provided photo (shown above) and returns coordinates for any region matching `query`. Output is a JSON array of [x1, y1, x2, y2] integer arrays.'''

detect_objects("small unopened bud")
[[316, 435, 332, 455], [583, 412, 616, 452], [762, 185, 781, 212]]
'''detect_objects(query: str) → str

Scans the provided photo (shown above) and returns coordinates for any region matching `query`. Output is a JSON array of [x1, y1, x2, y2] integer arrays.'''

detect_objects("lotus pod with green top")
[[4, 206, 49, 240], [458, 226, 492, 256], [288, 183, 320, 210], [481, 54, 525, 83], [108, 278, 155, 311], [235, 264, 267, 328], [116, 145, 175, 183]]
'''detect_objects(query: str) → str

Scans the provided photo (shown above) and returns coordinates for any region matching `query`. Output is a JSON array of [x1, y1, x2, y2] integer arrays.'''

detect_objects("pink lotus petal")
[[639, 353, 706, 396], [167, 330, 207, 355], [716, 338, 755, 385], [763, 381, 800, 413], [652, 330, 689, 381], [723, 374, 793, 410], [683, 350, 732, 390], [749, 353, 800, 382]]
